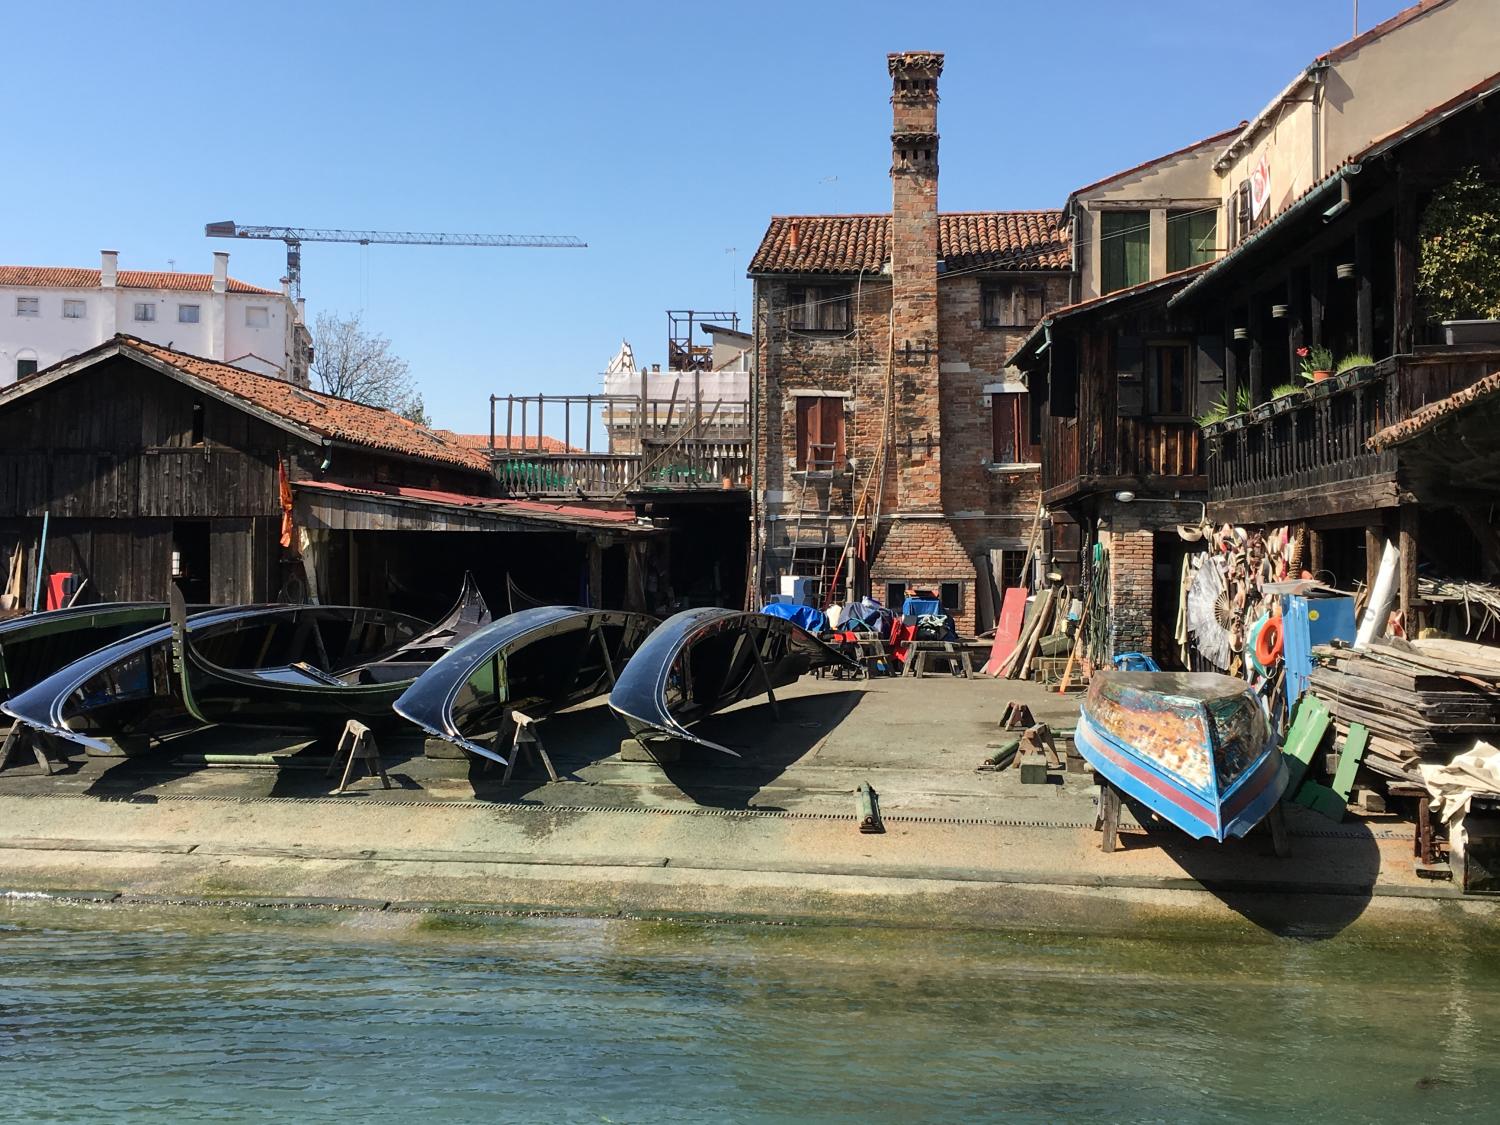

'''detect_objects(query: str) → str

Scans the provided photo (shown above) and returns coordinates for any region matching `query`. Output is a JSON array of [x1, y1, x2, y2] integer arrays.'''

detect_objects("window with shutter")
[[795, 396, 844, 470], [786, 286, 852, 332], [990, 392, 1035, 464]]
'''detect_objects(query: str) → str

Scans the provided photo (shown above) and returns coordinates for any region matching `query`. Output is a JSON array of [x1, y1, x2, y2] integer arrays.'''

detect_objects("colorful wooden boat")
[[1075, 671, 1287, 842]]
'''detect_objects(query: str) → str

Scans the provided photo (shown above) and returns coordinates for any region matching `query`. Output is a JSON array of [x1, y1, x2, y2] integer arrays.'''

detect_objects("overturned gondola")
[[0, 602, 181, 705], [2, 578, 490, 754], [393, 606, 658, 764], [608, 608, 858, 756]]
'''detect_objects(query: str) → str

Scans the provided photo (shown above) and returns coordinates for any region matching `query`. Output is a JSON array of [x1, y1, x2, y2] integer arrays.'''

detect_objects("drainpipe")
[[1306, 60, 1330, 181]]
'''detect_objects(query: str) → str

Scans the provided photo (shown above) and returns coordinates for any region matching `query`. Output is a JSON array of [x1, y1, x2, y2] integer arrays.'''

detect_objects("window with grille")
[[795, 396, 844, 470], [16, 297, 39, 317], [786, 285, 852, 332]]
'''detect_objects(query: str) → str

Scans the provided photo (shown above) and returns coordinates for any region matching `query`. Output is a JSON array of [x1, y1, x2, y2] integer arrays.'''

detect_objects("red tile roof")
[[1368, 369, 1500, 450], [295, 479, 643, 530], [0, 336, 489, 474], [0, 266, 280, 295], [438, 430, 580, 454], [749, 211, 1069, 275]]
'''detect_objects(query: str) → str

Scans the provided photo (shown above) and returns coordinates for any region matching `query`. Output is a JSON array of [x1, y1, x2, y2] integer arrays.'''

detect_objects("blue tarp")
[[760, 603, 827, 634]]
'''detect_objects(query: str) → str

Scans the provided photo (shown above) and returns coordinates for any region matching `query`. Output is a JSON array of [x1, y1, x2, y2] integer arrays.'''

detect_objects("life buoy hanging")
[[1255, 613, 1284, 666]]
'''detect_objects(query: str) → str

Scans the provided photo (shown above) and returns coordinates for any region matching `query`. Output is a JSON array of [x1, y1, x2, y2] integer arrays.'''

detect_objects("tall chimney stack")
[[212, 251, 229, 294], [887, 50, 944, 512], [100, 250, 118, 289]]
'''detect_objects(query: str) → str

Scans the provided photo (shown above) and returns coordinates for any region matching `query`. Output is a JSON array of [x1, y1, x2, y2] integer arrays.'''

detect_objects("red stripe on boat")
[[1083, 731, 1219, 829], [1220, 747, 1280, 821]]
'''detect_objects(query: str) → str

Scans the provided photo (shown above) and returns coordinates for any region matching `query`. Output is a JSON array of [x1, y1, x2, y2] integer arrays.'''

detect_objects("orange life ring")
[[1255, 614, 1284, 665]]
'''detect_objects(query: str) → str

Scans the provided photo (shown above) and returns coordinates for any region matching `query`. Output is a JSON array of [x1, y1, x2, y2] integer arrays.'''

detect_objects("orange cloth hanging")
[[278, 458, 296, 550]]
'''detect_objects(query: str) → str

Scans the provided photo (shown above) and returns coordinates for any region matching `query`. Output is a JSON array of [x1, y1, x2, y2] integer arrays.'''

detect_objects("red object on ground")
[[982, 588, 1028, 675], [45, 572, 74, 611], [888, 619, 916, 669]]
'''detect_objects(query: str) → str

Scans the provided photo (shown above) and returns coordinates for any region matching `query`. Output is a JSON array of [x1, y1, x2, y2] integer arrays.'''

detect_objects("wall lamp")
[[1114, 490, 1208, 526]]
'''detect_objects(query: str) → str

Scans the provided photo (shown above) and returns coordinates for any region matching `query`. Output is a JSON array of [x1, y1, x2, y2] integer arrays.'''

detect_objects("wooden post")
[[1248, 326, 1265, 407], [1393, 177, 1419, 354], [587, 536, 604, 609], [1398, 504, 1419, 624], [1224, 313, 1241, 407], [1306, 525, 1324, 579], [1287, 269, 1307, 375], [1309, 255, 1327, 351], [1365, 523, 1383, 592], [1355, 220, 1375, 356]]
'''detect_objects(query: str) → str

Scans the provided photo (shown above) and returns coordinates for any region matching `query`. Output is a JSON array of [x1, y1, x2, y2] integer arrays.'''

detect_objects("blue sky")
[[6, 0, 1409, 432]]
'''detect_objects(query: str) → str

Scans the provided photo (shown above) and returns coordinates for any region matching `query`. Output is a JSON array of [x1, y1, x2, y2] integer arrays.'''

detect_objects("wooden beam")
[[1287, 268, 1307, 376], [1398, 504, 1419, 621], [1365, 522, 1383, 592], [1306, 524, 1324, 578], [1355, 220, 1375, 356], [1247, 328, 1265, 406], [1309, 254, 1327, 351], [1393, 177, 1419, 354]]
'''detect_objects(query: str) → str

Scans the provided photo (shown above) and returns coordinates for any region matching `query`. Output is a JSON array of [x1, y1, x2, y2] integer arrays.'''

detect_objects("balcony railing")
[[493, 438, 750, 499], [1204, 349, 1500, 517], [1042, 415, 1202, 502]]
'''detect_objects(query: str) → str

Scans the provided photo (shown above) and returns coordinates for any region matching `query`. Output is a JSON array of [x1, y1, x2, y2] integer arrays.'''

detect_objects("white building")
[[601, 327, 750, 452], [0, 250, 312, 387]]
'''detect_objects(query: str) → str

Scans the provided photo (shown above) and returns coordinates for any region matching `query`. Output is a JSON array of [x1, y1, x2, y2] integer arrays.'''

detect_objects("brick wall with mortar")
[[751, 52, 1064, 633], [1105, 517, 1155, 658]]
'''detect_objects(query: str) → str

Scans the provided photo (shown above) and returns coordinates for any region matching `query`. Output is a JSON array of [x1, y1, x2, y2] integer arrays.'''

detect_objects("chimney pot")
[[788, 219, 801, 252]]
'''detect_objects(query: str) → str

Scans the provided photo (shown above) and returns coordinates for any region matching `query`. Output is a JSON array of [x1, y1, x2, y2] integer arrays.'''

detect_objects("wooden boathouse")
[[0, 335, 659, 618]]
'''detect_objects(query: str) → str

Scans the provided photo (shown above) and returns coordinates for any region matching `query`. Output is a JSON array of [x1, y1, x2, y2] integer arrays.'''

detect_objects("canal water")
[[2, 898, 1497, 1123]]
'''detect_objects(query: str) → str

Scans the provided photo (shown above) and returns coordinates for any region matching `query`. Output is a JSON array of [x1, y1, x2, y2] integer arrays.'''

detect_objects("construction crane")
[[204, 221, 587, 299]]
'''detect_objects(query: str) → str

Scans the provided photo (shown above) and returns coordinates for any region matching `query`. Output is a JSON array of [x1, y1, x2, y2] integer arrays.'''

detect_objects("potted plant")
[[1269, 382, 1304, 413], [1297, 345, 1334, 382], [1418, 166, 1500, 345]]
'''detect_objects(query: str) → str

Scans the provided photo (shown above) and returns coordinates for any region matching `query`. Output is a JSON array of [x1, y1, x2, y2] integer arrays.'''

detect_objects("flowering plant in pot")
[[1297, 345, 1334, 381]]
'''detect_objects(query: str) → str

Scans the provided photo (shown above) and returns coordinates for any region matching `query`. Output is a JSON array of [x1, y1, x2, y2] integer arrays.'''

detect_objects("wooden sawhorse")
[[326, 720, 392, 794]]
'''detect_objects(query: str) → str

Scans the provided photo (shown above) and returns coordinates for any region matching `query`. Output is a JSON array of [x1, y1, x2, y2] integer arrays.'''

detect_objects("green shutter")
[[1101, 211, 1150, 294]]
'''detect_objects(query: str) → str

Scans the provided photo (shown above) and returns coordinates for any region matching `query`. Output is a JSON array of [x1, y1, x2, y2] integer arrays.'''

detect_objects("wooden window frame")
[[990, 390, 1037, 465], [1145, 340, 1193, 419], [786, 284, 852, 333], [981, 283, 1047, 329], [794, 395, 845, 471]]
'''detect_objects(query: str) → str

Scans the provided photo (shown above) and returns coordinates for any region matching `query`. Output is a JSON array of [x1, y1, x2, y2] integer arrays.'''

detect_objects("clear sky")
[[5, 0, 1410, 433]]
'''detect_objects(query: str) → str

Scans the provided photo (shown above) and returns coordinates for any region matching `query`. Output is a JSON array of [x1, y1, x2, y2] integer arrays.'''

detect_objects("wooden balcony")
[[1042, 415, 1204, 507], [492, 438, 750, 500], [1204, 349, 1500, 524]]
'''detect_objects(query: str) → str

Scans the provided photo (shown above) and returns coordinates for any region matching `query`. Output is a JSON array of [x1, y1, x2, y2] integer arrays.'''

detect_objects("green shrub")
[[1418, 167, 1500, 321]]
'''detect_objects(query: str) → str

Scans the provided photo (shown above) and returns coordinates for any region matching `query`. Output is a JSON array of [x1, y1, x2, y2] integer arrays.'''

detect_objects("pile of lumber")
[[991, 586, 1070, 680], [1308, 638, 1500, 781]]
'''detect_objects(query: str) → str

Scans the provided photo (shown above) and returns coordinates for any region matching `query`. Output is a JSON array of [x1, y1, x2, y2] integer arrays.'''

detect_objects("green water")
[[2, 899, 1498, 1123]]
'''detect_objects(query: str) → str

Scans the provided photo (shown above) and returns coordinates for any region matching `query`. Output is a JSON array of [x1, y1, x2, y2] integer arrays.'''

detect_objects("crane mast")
[[205, 221, 587, 298]]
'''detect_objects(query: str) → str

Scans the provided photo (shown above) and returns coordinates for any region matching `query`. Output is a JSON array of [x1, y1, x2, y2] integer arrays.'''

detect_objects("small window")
[[1235, 182, 1252, 244], [884, 580, 962, 615], [17, 358, 38, 379], [795, 396, 844, 470], [981, 284, 1046, 329], [16, 296, 39, 317], [1147, 342, 1191, 416], [1167, 210, 1216, 272], [991, 391, 1036, 465], [1100, 210, 1150, 294], [998, 550, 1028, 592], [178, 304, 200, 324], [245, 305, 269, 328], [786, 286, 851, 333], [62, 299, 87, 319], [134, 302, 156, 322]]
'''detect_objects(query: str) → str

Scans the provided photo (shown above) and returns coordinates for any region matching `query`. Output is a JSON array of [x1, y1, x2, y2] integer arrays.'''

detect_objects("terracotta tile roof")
[[748, 211, 1070, 275], [295, 479, 644, 530], [0, 266, 280, 295], [438, 430, 580, 454], [1368, 369, 1500, 450], [0, 335, 488, 475]]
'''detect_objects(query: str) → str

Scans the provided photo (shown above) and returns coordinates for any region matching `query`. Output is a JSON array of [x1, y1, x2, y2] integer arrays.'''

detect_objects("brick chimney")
[[100, 250, 118, 288], [888, 51, 943, 511]]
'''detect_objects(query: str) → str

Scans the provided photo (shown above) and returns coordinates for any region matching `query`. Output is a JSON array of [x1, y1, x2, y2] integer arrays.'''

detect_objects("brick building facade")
[[748, 52, 1071, 630]]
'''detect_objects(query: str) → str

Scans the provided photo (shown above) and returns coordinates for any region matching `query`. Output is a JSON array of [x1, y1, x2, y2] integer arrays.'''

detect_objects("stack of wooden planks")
[[1308, 638, 1500, 781], [989, 586, 1070, 680]]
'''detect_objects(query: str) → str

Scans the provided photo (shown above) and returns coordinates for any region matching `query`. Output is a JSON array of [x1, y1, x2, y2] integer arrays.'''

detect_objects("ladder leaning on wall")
[[776, 441, 841, 608]]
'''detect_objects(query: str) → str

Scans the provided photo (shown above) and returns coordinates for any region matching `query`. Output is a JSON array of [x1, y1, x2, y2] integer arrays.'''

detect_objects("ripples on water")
[[2, 899, 1498, 1123]]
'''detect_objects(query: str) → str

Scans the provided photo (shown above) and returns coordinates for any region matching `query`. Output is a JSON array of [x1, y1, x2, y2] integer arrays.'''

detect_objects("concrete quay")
[[0, 675, 1491, 939]]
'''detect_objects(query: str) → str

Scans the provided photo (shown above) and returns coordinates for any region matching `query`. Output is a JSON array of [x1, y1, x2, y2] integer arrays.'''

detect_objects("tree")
[[310, 311, 428, 419]]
